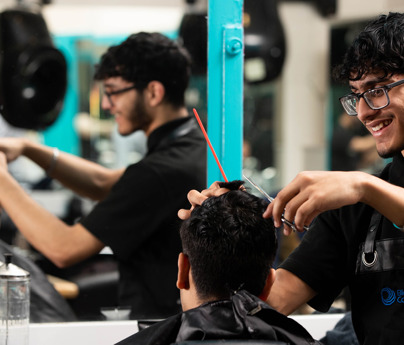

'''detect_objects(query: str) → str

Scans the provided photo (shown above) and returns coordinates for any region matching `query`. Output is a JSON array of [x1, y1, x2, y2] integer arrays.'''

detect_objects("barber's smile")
[[366, 119, 393, 136]]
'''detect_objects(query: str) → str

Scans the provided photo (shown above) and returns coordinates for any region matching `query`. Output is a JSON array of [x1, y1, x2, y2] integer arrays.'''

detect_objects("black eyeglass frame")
[[339, 78, 404, 116], [103, 85, 137, 105]]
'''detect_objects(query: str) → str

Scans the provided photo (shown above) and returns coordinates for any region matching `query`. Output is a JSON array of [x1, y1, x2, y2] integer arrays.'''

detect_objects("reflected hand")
[[263, 171, 364, 235], [0, 138, 26, 163]]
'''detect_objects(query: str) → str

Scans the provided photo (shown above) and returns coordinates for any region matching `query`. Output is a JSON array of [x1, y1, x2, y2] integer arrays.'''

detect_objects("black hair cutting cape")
[[116, 290, 322, 345]]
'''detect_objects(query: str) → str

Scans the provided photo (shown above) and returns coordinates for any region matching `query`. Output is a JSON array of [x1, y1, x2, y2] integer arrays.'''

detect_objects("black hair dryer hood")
[[0, 6, 67, 130], [244, 0, 286, 84]]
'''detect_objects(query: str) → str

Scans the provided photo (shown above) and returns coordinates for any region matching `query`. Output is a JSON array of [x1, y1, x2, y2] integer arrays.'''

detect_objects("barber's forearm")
[[266, 268, 316, 316], [23, 140, 123, 200], [360, 172, 404, 228]]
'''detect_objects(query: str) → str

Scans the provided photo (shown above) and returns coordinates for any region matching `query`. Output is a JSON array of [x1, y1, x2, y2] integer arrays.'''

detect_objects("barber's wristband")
[[46, 147, 59, 176]]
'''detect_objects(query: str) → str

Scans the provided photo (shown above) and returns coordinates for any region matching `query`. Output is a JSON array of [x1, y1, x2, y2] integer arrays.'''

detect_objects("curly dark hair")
[[179, 181, 277, 301], [94, 32, 191, 107], [333, 12, 404, 81]]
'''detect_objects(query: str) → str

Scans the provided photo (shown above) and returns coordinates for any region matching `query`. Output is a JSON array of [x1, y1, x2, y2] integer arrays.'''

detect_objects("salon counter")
[[29, 320, 138, 345], [28, 314, 344, 344]]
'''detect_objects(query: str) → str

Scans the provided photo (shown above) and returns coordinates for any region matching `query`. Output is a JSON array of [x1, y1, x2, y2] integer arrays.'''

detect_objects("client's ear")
[[258, 268, 276, 301], [176, 252, 191, 290]]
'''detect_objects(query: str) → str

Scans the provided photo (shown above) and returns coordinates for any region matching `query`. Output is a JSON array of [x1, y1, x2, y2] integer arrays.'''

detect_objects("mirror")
[[0, 0, 402, 327]]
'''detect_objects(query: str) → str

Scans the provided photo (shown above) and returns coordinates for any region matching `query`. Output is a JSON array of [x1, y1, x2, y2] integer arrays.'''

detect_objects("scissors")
[[243, 174, 310, 232]]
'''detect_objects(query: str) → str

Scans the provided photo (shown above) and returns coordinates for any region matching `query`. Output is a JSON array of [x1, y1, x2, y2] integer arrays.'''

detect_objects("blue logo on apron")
[[381, 287, 396, 305]]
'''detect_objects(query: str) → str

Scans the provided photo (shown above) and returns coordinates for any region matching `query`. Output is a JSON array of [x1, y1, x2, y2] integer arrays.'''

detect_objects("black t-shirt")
[[80, 117, 207, 319], [280, 154, 404, 345]]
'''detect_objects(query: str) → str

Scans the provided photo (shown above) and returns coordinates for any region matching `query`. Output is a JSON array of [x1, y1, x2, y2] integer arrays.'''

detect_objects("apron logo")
[[381, 287, 396, 305]]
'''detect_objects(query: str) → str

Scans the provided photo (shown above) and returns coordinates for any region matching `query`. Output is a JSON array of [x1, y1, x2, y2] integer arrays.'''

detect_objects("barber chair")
[[37, 252, 120, 321], [66, 256, 119, 321]]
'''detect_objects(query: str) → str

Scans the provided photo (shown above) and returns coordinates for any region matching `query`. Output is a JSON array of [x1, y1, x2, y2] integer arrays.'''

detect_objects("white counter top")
[[28, 313, 344, 345]]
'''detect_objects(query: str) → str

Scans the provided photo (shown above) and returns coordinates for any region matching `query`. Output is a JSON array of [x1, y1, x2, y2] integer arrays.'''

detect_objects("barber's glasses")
[[103, 85, 136, 106], [339, 78, 404, 116]]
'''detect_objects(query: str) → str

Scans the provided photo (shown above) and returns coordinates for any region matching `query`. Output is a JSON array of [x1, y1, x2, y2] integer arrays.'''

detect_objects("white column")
[[276, 3, 330, 187]]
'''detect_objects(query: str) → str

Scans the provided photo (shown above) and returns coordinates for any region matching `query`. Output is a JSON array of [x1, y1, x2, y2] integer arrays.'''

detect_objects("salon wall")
[[41, 1, 184, 36], [0, 1, 184, 37]]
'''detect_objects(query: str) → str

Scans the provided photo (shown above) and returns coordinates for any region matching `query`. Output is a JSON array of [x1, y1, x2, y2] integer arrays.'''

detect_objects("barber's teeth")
[[371, 120, 390, 132], [372, 123, 383, 131]]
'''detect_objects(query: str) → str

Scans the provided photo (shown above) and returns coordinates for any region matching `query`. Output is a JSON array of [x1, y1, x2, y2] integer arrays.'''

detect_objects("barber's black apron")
[[353, 210, 404, 345]]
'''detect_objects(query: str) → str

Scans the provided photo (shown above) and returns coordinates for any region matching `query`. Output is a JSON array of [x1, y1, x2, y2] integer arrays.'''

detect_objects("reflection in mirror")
[[0, 1, 190, 324], [1, 0, 402, 330]]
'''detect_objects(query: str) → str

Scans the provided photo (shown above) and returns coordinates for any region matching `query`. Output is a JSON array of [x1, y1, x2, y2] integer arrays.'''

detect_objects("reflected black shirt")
[[81, 116, 207, 319]]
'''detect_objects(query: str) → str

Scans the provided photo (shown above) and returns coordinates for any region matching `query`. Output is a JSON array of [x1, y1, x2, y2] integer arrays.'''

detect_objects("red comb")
[[193, 108, 228, 182]]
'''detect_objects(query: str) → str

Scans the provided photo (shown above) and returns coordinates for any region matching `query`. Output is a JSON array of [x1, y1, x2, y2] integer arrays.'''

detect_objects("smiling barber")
[[0, 32, 206, 320], [179, 12, 404, 345]]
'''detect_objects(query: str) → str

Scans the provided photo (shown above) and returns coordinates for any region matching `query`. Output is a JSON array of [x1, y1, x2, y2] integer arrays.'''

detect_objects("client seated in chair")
[[116, 181, 321, 345]]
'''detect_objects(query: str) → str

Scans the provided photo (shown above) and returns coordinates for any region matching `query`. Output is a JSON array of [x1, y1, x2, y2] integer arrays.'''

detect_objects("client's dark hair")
[[333, 12, 404, 81], [179, 181, 277, 301], [94, 32, 191, 107]]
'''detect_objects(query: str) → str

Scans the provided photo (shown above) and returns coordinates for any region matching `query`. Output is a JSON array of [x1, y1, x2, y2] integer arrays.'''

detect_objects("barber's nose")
[[357, 97, 376, 122]]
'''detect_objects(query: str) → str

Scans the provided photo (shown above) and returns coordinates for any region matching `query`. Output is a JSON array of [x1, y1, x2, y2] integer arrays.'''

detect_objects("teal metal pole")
[[42, 35, 80, 156], [207, 0, 244, 185]]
